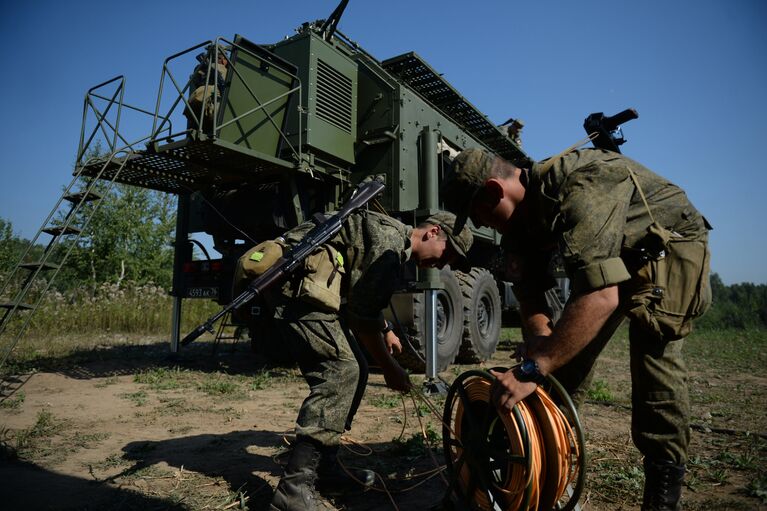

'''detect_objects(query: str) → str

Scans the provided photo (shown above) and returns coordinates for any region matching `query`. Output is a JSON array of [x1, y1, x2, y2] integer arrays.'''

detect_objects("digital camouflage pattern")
[[444, 147, 711, 464], [272, 210, 413, 446], [524, 149, 710, 463]]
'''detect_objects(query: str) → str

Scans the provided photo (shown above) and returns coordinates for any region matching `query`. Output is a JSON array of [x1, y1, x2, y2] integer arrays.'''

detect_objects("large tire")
[[395, 268, 463, 373], [456, 268, 502, 363]]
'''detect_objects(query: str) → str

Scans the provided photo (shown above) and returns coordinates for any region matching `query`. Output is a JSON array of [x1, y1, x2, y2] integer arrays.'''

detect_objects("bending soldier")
[[442, 147, 711, 511], [238, 210, 473, 511]]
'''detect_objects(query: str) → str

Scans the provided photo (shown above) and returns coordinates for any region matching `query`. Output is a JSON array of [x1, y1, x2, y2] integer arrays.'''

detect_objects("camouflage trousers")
[[274, 302, 369, 447], [552, 309, 690, 464]]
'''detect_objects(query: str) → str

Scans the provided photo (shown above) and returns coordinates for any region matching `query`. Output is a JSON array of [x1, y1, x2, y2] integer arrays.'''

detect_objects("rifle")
[[181, 178, 385, 346], [583, 108, 639, 153]]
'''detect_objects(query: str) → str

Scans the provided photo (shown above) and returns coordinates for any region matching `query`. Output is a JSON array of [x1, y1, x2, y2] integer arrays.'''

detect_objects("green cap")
[[424, 211, 474, 263], [441, 147, 496, 231]]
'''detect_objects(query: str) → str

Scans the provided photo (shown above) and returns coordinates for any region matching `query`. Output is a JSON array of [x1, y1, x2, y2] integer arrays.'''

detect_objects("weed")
[[196, 376, 244, 398], [0, 391, 25, 410], [250, 370, 272, 391], [134, 367, 184, 390], [370, 394, 401, 409], [747, 474, 767, 504], [94, 375, 119, 388], [121, 390, 148, 406], [587, 379, 613, 402], [71, 431, 110, 449], [12, 409, 69, 461], [391, 423, 441, 459]]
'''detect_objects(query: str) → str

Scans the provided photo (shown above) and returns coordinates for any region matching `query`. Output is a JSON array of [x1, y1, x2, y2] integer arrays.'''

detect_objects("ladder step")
[[19, 261, 61, 272], [64, 191, 103, 203], [0, 302, 33, 311], [43, 225, 82, 236]]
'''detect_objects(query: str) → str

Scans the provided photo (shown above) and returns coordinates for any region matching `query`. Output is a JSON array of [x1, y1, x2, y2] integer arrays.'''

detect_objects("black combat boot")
[[269, 440, 323, 511], [316, 445, 375, 496], [641, 458, 686, 511]]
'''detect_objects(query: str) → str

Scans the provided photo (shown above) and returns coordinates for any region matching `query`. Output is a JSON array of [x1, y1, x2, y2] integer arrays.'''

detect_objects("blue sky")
[[1, 0, 765, 284]]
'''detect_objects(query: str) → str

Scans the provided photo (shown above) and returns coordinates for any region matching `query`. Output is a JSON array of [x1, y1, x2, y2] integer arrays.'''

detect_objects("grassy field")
[[1, 293, 766, 510]]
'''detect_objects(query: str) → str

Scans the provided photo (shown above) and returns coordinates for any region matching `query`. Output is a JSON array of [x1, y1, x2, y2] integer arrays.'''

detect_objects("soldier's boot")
[[269, 440, 323, 511], [641, 458, 685, 511], [316, 445, 375, 496]]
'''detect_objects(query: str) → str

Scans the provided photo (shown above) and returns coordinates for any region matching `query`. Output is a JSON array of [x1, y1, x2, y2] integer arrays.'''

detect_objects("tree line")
[[2, 196, 765, 330], [1, 183, 176, 292]]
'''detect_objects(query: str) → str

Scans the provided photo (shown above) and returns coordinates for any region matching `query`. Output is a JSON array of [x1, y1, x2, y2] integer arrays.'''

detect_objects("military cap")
[[441, 147, 496, 231], [424, 211, 474, 261]]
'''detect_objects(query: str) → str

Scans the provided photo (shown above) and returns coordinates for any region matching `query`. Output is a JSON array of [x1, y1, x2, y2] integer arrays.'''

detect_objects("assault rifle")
[[180, 178, 385, 346], [584, 108, 639, 154]]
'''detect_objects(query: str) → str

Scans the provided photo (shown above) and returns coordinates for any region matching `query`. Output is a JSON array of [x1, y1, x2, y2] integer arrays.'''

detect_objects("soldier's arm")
[[492, 285, 619, 411], [528, 285, 619, 374], [353, 329, 411, 392]]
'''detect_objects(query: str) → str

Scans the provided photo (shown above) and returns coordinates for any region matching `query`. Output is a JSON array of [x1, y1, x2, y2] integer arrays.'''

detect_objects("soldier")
[[185, 43, 229, 131], [442, 147, 711, 511], [256, 210, 473, 511]]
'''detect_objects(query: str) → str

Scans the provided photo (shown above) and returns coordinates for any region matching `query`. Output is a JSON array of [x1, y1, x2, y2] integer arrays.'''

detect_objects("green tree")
[[61, 183, 177, 289], [0, 218, 43, 276]]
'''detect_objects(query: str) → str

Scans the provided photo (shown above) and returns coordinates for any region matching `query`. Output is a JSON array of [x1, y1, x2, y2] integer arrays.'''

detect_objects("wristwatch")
[[514, 358, 547, 385], [381, 322, 393, 335]]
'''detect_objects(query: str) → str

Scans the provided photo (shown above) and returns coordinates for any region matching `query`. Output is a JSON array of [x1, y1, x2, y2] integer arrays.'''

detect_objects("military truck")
[[3, 1, 634, 374], [72, 1, 561, 373]]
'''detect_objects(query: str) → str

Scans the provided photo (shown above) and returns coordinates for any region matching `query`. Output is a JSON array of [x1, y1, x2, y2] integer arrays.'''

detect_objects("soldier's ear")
[[484, 179, 505, 204]]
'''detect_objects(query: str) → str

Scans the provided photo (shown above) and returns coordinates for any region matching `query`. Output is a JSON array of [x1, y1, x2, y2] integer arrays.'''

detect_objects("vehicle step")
[[42, 225, 82, 236], [18, 262, 61, 271], [64, 191, 103, 203], [0, 302, 33, 311]]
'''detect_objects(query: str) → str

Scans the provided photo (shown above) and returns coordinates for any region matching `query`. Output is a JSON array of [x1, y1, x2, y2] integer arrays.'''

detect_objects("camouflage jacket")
[[280, 210, 412, 332], [504, 148, 710, 298]]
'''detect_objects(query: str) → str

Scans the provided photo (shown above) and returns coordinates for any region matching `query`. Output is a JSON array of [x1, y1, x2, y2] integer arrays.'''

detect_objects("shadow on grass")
[[0, 456, 189, 510], [2, 339, 296, 382], [117, 429, 450, 511]]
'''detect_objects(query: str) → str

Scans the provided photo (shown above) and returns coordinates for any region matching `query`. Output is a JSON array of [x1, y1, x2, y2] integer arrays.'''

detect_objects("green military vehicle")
[[72, 1, 546, 372], [3, 1, 635, 373]]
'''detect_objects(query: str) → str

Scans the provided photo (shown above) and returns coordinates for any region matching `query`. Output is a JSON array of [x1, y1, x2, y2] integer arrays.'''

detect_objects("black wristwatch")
[[515, 358, 547, 385], [381, 322, 393, 335]]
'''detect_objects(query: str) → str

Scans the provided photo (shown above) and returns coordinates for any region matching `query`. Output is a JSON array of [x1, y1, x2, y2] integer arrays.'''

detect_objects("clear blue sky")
[[1, 0, 765, 284]]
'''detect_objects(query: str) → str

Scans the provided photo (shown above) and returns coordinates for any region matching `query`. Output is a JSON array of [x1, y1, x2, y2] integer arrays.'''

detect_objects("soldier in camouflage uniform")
[[442, 147, 711, 511], [266, 210, 473, 511]]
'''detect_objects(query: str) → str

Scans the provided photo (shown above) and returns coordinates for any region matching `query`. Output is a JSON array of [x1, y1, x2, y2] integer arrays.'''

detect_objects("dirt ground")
[[0, 332, 765, 511]]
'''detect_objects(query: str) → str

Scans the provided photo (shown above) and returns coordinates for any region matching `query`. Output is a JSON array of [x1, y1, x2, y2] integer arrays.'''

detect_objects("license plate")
[[186, 287, 218, 298]]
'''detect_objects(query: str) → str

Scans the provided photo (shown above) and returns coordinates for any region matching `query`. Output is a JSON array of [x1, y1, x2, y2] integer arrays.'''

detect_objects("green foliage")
[[587, 379, 613, 402], [60, 182, 177, 290], [696, 273, 767, 330], [0, 217, 43, 278]]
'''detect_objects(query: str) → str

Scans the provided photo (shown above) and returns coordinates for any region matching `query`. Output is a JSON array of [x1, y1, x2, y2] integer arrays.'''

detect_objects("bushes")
[[24, 281, 218, 337], [696, 273, 767, 330]]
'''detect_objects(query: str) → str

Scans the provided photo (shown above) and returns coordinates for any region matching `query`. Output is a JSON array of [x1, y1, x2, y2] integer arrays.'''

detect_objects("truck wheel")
[[395, 268, 463, 373], [456, 268, 502, 363]]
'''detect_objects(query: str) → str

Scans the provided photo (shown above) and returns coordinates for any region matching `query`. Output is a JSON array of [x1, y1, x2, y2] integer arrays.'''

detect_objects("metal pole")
[[170, 193, 191, 353], [419, 126, 446, 394]]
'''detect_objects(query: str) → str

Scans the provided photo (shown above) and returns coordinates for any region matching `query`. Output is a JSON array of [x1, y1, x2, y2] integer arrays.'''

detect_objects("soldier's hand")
[[384, 364, 412, 393], [489, 368, 537, 412], [384, 330, 403, 355]]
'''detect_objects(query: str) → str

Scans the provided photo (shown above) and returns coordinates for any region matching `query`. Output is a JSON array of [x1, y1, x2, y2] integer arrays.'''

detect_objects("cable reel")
[[442, 369, 586, 510]]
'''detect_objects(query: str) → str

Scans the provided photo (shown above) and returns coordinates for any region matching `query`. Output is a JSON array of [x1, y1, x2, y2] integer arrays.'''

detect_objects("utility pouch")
[[625, 223, 711, 341], [186, 85, 221, 125], [296, 244, 345, 313], [236, 239, 285, 281], [229, 240, 284, 323]]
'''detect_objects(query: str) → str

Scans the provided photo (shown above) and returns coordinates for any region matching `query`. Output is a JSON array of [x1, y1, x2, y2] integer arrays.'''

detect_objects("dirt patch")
[[1, 333, 765, 510]]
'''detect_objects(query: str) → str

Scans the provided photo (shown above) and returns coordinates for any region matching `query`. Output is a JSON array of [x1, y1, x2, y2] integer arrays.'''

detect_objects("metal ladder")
[[0, 153, 133, 371]]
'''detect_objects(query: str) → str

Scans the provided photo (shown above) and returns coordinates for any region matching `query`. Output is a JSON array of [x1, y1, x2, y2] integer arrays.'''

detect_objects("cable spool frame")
[[442, 369, 586, 511]]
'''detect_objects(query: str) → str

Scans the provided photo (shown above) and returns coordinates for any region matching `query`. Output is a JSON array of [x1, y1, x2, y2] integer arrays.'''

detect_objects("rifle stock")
[[181, 179, 385, 346]]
